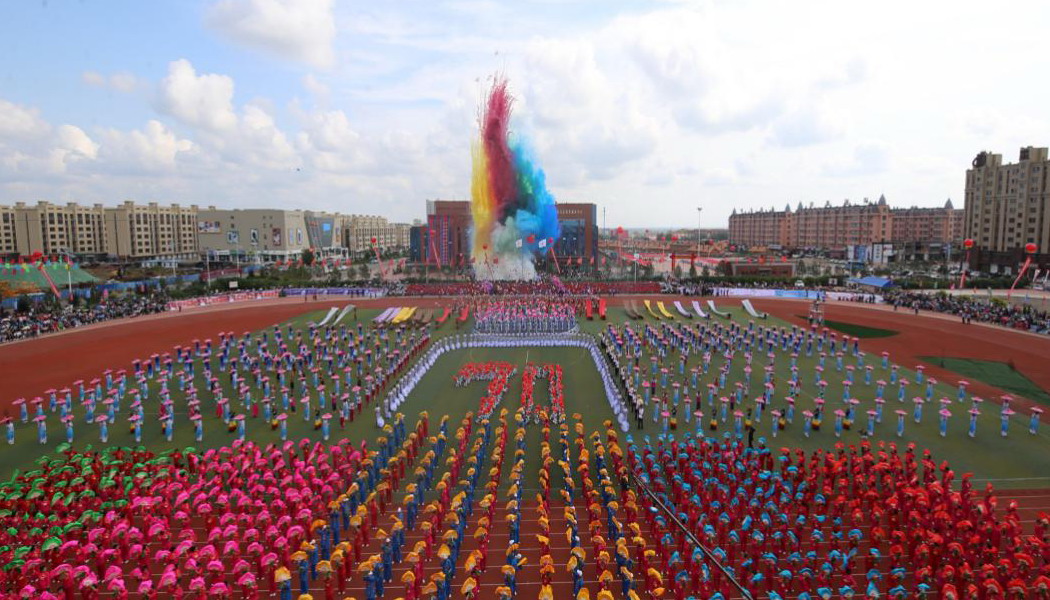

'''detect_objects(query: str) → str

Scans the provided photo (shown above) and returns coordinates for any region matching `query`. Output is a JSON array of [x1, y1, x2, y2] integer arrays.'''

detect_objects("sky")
[[1, 0, 1049, 228]]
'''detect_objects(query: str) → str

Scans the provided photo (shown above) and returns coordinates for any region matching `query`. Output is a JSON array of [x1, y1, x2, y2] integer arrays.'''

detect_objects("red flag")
[[527, 234, 536, 243]]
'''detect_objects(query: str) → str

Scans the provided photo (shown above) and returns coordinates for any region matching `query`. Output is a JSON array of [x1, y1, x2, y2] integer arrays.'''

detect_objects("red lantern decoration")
[[370, 237, 377, 244], [963, 238, 974, 250], [1025, 242, 1037, 254]]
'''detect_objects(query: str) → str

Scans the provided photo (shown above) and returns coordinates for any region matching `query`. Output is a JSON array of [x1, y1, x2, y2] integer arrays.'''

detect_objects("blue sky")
[[2, 0, 1049, 227]]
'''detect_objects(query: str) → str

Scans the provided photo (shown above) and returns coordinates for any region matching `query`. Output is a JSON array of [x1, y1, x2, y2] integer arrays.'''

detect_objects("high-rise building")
[[964, 147, 1050, 273]]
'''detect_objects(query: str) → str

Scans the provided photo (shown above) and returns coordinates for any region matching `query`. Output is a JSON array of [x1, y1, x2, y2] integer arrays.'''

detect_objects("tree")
[[689, 262, 698, 279], [301, 248, 315, 266]]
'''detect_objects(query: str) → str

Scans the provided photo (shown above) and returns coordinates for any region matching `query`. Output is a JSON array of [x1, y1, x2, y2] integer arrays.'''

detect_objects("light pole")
[[168, 242, 176, 279], [696, 207, 703, 255]]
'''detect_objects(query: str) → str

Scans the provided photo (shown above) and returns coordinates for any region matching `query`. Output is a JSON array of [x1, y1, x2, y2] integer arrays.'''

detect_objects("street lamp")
[[696, 207, 703, 255]]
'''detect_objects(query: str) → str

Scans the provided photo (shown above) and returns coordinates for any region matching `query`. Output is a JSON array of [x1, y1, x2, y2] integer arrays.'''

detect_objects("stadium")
[[2, 4, 1050, 598]]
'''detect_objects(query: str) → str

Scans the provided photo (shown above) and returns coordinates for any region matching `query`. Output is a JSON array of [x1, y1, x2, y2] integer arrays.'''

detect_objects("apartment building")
[[104, 201, 199, 260], [892, 200, 963, 244], [964, 147, 1050, 273], [0, 202, 109, 257], [343, 215, 411, 255], [0, 200, 197, 260], [729, 195, 962, 254]]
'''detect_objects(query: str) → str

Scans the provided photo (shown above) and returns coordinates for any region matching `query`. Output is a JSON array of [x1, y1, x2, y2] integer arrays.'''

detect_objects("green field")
[[920, 356, 1050, 408], [821, 318, 899, 338], [3, 301, 1049, 489], [596, 304, 1049, 485]]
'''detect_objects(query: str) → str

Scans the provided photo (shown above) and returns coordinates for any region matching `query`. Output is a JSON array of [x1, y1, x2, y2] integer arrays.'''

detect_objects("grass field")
[[3, 301, 1049, 490], [821, 318, 900, 338], [920, 356, 1050, 409], [598, 304, 1049, 485]]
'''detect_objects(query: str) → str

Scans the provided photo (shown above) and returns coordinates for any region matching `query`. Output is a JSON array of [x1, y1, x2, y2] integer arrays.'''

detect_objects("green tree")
[[301, 248, 315, 266]]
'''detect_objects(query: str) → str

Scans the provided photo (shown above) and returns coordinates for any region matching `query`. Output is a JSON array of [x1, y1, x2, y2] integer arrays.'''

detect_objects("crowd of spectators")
[[884, 289, 1050, 333], [0, 294, 169, 343]]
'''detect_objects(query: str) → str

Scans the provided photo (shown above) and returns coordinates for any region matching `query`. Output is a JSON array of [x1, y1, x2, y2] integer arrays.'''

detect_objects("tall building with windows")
[[425, 200, 473, 267], [729, 195, 962, 255], [0, 200, 195, 260], [103, 201, 199, 260], [4, 201, 109, 257], [892, 200, 963, 244], [342, 215, 412, 256], [964, 147, 1050, 273]]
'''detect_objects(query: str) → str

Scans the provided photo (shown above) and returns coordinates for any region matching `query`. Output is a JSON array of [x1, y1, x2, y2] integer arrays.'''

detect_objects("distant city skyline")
[[2, 1, 1049, 228]]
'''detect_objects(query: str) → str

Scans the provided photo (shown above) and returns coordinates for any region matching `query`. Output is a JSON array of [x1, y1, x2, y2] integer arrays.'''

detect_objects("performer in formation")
[[473, 299, 578, 334]]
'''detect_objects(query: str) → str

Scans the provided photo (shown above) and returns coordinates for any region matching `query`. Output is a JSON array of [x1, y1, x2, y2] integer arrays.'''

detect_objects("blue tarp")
[[849, 276, 894, 289]]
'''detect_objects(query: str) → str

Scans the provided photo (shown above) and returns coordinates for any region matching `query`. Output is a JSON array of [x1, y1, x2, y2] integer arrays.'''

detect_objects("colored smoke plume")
[[470, 77, 560, 280]]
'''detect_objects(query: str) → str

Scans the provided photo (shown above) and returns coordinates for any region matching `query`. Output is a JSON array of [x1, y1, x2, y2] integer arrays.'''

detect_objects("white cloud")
[[0, 100, 104, 176], [302, 74, 330, 104], [822, 142, 891, 177], [156, 59, 238, 133], [0, 99, 51, 140], [82, 71, 106, 88], [771, 104, 848, 147], [55, 125, 99, 161], [206, 0, 336, 68], [82, 70, 139, 93], [153, 59, 296, 169], [109, 72, 139, 93], [97, 120, 195, 173]]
